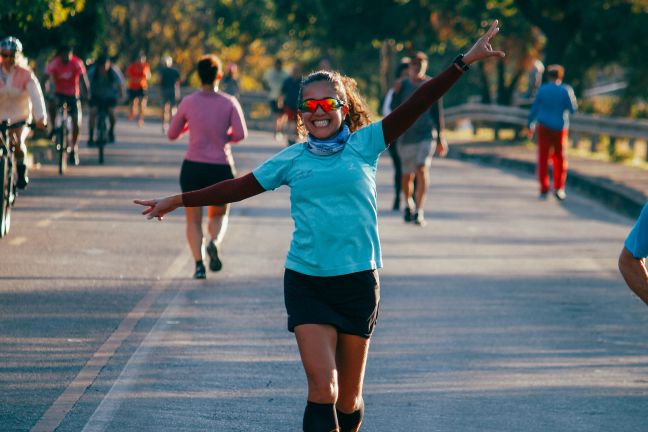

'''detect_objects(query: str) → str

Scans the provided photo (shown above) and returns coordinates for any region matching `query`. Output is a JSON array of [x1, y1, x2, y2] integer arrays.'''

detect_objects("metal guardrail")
[[152, 89, 648, 161], [149, 88, 275, 131], [445, 103, 648, 161]]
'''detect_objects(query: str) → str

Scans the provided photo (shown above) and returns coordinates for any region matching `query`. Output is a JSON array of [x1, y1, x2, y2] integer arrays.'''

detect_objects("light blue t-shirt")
[[528, 82, 578, 131], [625, 203, 648, 259], [253, 122, 386, 276]]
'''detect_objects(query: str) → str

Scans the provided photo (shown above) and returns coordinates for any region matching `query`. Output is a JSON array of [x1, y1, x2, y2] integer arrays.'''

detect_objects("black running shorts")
[[284, 268, 380, 338], [179, 160, 235, 193], [127, 88, 147, 101]]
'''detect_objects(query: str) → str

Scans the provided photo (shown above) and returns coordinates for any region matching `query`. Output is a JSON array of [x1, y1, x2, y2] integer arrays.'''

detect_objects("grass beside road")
[[447, 127, 648, 170]]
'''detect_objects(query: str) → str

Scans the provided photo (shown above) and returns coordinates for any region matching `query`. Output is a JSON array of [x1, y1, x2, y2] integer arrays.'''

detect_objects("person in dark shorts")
[[126, 52, 151, 127], [279, 63, 302, 145], [135, 21, 504, 432], [45, 44, 90, 165], [166, 54, 247, 279]]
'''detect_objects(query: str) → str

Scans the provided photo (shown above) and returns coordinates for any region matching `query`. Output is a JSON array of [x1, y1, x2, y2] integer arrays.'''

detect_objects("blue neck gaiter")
[[306, 124, 350, 156]]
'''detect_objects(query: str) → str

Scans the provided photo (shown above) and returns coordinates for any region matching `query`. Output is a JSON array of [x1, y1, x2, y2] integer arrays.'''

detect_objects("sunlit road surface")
[[1, 118, 646, 432]]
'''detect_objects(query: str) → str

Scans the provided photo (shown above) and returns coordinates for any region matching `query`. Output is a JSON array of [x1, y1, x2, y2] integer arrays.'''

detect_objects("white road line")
[[36, 200, 90, 228], [30, 251, 190, 432], [9, 236, 27, 246], [80, 267, 190, 431]]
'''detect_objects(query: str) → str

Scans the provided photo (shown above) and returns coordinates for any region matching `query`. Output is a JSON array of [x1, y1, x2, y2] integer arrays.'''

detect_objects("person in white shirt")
[[0, 37, 47, 189]]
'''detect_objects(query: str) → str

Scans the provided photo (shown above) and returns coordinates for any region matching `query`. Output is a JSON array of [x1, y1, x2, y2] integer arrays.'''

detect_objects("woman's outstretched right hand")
[[133, 195, 183, 220]]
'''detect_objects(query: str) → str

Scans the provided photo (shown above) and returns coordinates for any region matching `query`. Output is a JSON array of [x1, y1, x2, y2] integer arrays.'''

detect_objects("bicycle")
[[0, 119, 28, 238], [95, 101, 109, 165], [52, 102, 72, 175]]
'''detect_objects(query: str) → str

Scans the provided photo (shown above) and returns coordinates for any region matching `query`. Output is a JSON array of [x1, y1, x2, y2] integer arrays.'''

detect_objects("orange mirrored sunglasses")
[[298, 97, 345, 113]]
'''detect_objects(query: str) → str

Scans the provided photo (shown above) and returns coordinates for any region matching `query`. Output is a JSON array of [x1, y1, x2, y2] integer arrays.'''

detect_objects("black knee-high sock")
[[303, 401, 338, 432], [336, 400, 364, 432]]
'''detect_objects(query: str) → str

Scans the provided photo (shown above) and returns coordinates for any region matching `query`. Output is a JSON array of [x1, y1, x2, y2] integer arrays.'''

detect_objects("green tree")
[[0, 0, 102, 59], [515, 0, 648, 103]]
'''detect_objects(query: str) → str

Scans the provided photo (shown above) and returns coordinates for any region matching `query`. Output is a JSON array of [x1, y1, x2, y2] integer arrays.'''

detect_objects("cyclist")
[[0, 37, 47, 189], [45, 45, 90, 166], [87, 54, 124, 146]]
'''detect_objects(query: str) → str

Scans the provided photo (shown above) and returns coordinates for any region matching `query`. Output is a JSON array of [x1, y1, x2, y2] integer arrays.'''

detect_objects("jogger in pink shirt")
[[167, 54, 247, 279]]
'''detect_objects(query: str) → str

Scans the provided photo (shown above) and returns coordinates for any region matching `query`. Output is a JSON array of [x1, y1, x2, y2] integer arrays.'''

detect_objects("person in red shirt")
[[45, 45, 90, 166], [126, 52, 151, 127]]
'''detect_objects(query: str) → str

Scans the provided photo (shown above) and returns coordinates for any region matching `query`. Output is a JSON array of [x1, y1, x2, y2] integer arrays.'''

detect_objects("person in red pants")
[[527, 64, 577, 200]]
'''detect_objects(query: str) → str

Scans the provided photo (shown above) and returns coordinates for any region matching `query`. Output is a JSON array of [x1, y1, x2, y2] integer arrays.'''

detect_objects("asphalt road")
[[1, 118, 646, 432]]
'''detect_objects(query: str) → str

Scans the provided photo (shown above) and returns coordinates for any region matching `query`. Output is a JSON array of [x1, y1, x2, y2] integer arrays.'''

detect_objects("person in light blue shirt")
[[528, 64, 577, 200], [254, 122, 384, 276], [134, 21, 505, 431], [619, 203, 648, 306]]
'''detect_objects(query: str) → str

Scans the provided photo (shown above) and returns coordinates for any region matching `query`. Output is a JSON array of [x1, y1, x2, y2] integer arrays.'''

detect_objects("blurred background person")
[[527, 64, 577, 201], [390, 51, 447, 226], [318, 57, 332, 71], [159, 55, 180, 134], [279, 63, 301, 146], [126, 51, 151, 127], [381, 57, 411, 211], [45, 44, 89, 166], [220, 62, 240, 99], [87, 54, 124, 145], [0, 36, 47, 189], [263, 57, 288, 141]]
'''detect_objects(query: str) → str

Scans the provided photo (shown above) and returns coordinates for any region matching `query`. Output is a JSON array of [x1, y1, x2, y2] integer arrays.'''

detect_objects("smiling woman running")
[[135, 21, 504, 432]]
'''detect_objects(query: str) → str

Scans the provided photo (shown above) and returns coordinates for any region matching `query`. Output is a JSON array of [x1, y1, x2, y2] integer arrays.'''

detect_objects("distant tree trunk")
[[478, 63, 492, 104]]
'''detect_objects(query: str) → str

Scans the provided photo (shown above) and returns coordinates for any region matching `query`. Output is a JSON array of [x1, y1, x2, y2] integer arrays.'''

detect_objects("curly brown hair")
[[296, 70, 372, 139]]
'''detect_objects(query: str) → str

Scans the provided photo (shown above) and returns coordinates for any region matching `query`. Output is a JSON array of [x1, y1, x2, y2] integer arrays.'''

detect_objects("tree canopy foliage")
[[2, 0, 647, 114]]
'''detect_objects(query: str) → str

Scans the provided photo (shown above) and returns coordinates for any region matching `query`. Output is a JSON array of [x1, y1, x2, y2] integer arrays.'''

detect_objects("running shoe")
[[194, 261, 207, 279], [404, 207, 413, 222], [554, 189, 567, 201], [206, 241, 223, 272], [413, 211, 427, 227], [16, 164, 28, 189], [67, 149, 79, 166]]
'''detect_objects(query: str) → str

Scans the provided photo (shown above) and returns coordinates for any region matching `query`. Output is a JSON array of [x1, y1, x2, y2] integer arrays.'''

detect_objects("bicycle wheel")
[[97, 112, 106, 165], [57, 128, 67, 175], [0, 156, 11, 237]]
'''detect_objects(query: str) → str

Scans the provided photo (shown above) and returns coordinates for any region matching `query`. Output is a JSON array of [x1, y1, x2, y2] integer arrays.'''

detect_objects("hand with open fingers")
[[133, 195, 182, 220], [463, 20, 506, 65]]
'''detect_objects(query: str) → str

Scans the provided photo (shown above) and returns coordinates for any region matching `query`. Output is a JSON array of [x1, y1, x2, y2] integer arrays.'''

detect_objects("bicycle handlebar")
[[0, 120, 31, 132]]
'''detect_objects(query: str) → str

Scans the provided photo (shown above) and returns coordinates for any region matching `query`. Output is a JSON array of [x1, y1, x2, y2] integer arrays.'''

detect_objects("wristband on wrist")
[[453, 54, 470, 72]]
